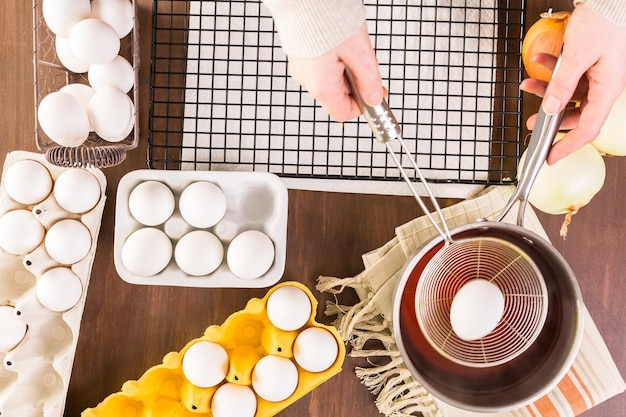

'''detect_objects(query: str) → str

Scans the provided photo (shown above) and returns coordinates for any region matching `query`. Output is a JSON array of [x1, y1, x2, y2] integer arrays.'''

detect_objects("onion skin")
[[591, 87, 626, 156], [522, 10, 571, 82]]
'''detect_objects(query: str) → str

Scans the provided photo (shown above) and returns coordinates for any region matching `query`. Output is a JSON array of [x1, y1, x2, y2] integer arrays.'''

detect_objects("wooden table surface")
[[1, 0, 624, 416]]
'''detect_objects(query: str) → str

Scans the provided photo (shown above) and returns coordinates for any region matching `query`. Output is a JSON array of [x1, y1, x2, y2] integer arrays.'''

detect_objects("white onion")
[[520, 132, 606, 237], [590, 87, 626, 156]]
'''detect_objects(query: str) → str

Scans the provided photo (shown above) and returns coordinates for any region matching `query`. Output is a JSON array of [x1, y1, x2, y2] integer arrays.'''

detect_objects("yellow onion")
[[519, 132, 606, 237], [590, 87, 626, 156], [521, 9, 571, 82]]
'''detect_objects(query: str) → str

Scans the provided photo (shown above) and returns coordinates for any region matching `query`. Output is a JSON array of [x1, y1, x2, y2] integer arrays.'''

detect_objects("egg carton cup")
[[32, 0, 139, 169], [0, 151, 107, 417], [82, 281, 346, 417], [114, 169, 288, 288]]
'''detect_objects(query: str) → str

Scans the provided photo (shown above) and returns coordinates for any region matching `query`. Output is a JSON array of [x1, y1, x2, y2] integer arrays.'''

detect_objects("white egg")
[[181, 341, 229, 388], [53, 169, 102, 214], [55, 36, 91, 73], [178, 181, 227, 228], [121, 228, 172, 276], [88, 55, 134, 93], [293, 327, 339, 373], [90, 0, 135, 38], [265, 285, 312, 331], [3, 159, 53, 205], [37, 91, 90, 147], [128, 181, 175, 226], [59, 83, 96, 129], [36, 267, 83, 312], [0, 210, 46, 255], [174, 231, 224, 276], [227, 230, 275, 280], [88, 86, 135, 142], [42, 0, 91, 37], [449, 279, 505, 341], [69, 18, 120, 65], [251, 355, 298, 402], [211, 383, 257, 417], [0, 306, 28, 352], [45, 219, 92, 265]]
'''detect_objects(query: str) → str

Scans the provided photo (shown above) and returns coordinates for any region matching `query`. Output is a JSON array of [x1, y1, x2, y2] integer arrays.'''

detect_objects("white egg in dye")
[[89, 86, 135, 143], [181, 341, 229, 388], [178, 181, 227, 228], [53, 169, 102, 214], [0, 210, 46, 255], [251, 355, 298, 402], [174, 231, 223, 276], [69, 18, 120, 65], [55, 36, 91, 74], [0, 305, 28, 352], [211, 383, 257, 417], [36, 267, 83, 312], [449, 279, 505, 341], [88, 55, 134, 93], [293, 327, 339, 373], [3, 159, 53, 205], [265, 285, 312, 331], [121, 228, 172, 277], [128, 181, 175, 226], [42, 0, 91, 37], [37, 92, 90, 147], [45, 219, 92, 265], [91, 0, 135, 38], [227, 230, 274, 280]]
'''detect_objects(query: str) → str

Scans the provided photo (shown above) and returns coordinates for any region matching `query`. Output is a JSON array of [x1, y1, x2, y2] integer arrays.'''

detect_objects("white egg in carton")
[[114, 170, 288, 288], [0, 151, 107, 417]]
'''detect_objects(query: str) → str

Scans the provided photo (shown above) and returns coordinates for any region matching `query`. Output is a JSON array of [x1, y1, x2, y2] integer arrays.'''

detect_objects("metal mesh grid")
[[149, 0, 525, 193]]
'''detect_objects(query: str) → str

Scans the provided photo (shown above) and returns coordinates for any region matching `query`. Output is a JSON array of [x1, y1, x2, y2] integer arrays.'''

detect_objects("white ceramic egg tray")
[[114, 170, 288, 288], [0, 151, 107, 417]]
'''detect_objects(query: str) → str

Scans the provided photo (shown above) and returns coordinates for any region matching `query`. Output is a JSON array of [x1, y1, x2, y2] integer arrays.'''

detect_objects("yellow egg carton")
[[81, 281, 346, 417]]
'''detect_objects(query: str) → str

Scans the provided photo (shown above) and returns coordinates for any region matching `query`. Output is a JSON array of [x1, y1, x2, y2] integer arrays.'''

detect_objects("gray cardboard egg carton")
[[0, 151, 107, 416]]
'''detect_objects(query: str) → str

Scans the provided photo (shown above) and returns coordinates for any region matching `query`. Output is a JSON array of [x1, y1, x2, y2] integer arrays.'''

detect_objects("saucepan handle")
[[497, 52, 565, 226]]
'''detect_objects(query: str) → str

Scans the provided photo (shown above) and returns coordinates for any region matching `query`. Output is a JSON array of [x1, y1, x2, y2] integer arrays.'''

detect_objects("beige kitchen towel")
[[317, 185, 626, 417]]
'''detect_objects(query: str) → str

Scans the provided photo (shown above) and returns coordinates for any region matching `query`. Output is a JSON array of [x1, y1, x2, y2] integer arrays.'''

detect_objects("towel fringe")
[[354, 356, 442, 417], [316, 274, 364, 294], [316, 276, 444, 417]]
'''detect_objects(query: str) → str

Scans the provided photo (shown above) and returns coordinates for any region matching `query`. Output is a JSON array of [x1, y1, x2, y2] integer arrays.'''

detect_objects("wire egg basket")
[[32, 0, 140, 168], [415, 236, 548, 367]]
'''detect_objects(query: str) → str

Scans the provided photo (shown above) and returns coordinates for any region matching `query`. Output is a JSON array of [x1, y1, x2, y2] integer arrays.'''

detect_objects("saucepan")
[[346, 54, 585, 412]]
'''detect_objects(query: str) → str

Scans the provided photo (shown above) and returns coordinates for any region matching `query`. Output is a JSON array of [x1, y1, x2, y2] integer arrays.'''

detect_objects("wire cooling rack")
[[149, 0, 526, 198]]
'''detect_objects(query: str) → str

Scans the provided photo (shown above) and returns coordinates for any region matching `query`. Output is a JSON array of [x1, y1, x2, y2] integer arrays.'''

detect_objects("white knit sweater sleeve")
[[260, 0, 366, 58], [574, 0, 626, 27]]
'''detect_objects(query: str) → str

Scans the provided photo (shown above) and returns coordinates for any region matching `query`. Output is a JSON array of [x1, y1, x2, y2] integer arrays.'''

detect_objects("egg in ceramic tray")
[[81, 281, 346, 417], [0, 151, 107, 417], [33, 0, 139, 168], [113, 169, 288, 288]]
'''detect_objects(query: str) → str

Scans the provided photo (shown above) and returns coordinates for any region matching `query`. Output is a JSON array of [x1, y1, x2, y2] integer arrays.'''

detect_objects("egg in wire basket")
[[32, 0, 139, 168]]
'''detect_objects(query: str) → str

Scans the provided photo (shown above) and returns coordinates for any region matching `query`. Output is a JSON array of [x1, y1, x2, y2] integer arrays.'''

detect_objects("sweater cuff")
[[574, 0, 626, 27], [261, 0, 366, 57]]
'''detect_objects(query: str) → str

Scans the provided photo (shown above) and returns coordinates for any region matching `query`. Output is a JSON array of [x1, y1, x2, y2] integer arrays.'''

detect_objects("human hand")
[[286, 23, 385, 122], [520, 3, 626, 164]]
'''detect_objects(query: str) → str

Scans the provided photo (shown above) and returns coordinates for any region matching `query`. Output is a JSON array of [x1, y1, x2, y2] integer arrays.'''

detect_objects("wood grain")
[[1, 1, 623, 416]]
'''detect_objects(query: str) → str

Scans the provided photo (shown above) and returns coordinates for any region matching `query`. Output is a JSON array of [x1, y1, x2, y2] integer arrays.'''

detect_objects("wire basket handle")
[[345, 69, 453, 243]]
